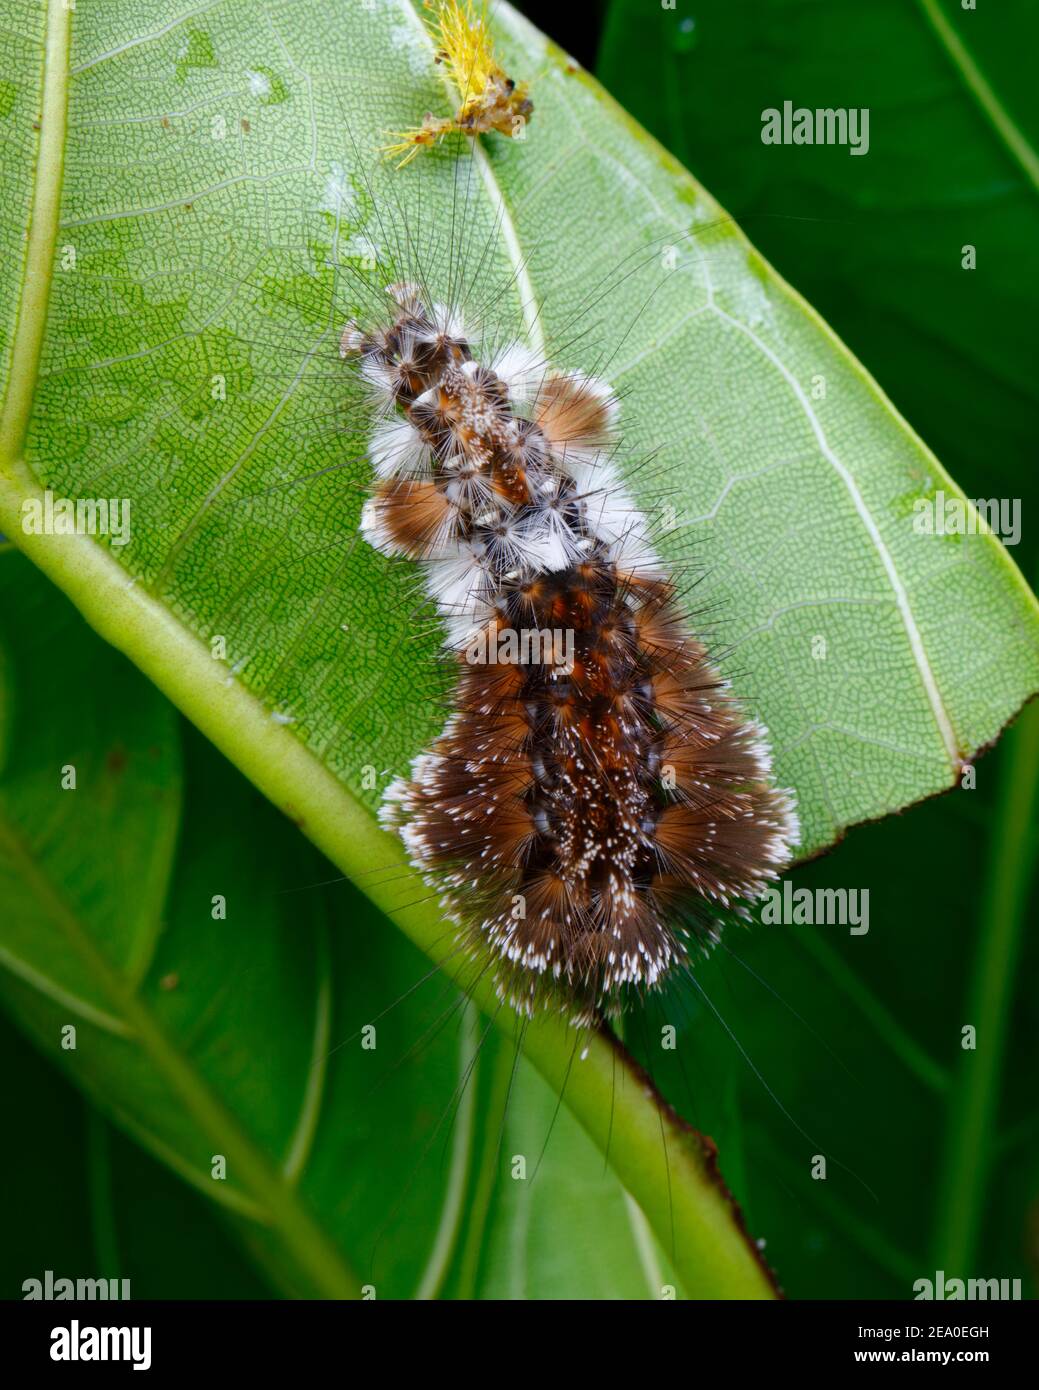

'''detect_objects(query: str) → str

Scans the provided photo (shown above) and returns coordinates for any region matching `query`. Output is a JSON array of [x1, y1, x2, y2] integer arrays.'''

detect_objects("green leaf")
[[1, 0, 1037, 1297]]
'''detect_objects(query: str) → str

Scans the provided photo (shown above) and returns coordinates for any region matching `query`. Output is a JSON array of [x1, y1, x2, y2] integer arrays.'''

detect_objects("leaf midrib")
[[0, 0, 69, 468]]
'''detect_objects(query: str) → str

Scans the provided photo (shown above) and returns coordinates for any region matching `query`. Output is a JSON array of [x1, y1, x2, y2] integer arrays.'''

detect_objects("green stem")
[[613, 1011, 669, 1298], [932, 698, 1039, 1272]]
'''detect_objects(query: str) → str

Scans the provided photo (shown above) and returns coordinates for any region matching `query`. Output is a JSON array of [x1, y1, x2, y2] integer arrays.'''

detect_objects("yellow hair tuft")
[[383, 0, 534, 168]]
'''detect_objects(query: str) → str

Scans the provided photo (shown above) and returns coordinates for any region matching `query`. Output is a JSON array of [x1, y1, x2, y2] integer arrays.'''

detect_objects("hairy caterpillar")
[[106, 0, 802, 1035], [342, 279, 799, 1022]]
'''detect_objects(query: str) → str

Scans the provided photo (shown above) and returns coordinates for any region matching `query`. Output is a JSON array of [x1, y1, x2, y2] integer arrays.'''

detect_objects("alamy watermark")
[[759, 882, 869, 935], [761, 101, 869, 156], [912, 490, 1021, 546], [49, 1322, 151, 1372], [21, 489, 131, 546], [23, 1270, 130, 1300], [465, 626, 574, 668], [913, 1270, 1021, 1301]]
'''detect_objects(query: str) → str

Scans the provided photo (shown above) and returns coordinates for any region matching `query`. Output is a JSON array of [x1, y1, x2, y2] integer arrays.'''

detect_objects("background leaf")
[[1, 1011, 274, 1298]]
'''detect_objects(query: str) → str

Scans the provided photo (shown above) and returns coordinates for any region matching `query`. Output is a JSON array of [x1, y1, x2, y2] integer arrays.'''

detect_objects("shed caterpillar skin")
[[382, 0, 533, 167], [343, 283, 799, 1023]]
